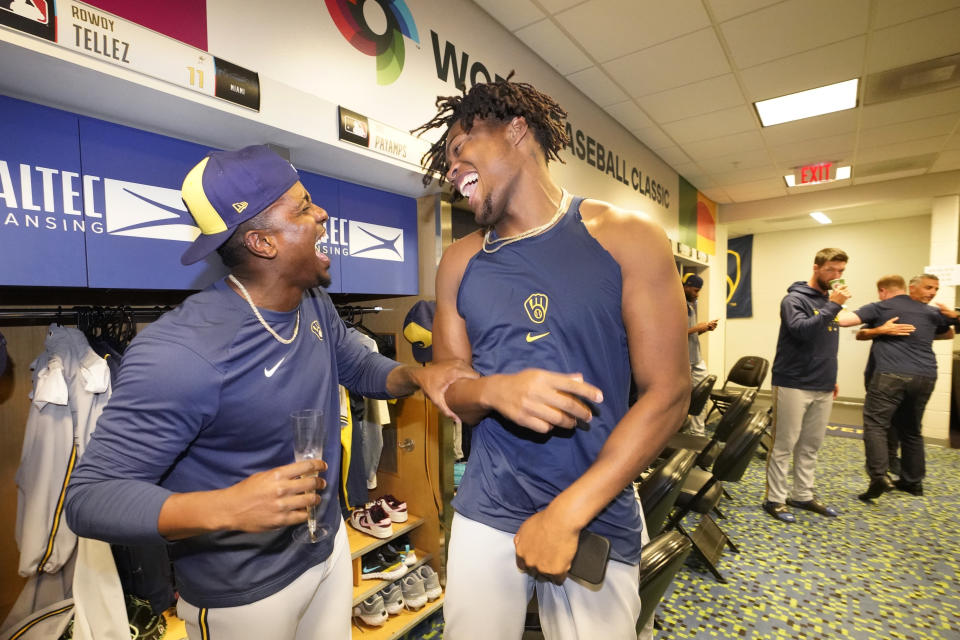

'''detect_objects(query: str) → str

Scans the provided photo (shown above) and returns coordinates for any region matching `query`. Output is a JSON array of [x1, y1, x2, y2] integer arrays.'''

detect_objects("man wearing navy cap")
[[683, 273, 717, 436], [66, 145, 474, 640]]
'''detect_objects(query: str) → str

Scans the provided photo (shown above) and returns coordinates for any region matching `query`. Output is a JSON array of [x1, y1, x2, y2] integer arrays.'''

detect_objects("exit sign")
[[795, 162, 835, 185]]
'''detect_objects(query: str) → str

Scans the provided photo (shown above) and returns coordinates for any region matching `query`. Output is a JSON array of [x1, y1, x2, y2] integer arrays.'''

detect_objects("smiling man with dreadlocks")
[[415, 77, 689, 638]]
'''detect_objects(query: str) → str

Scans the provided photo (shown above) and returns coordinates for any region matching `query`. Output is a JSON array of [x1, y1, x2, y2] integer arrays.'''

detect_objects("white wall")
[[724, 214, 931, 399]]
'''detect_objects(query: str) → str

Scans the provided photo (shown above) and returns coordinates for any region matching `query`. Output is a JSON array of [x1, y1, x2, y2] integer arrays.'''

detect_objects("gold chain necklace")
[[228, 274, 300, 345], [482, 190, 571, 254]]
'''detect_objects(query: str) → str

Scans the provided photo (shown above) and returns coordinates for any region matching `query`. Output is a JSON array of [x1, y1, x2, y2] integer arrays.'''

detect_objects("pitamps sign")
[[0, 94, 418, 294]]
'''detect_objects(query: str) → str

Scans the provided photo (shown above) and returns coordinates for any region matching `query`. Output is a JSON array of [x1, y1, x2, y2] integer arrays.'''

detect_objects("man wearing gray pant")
[[763, 248, 860, 523]]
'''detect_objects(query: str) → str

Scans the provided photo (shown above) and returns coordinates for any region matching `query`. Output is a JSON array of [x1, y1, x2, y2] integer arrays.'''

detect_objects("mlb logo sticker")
[[0, 0, 49, 24]]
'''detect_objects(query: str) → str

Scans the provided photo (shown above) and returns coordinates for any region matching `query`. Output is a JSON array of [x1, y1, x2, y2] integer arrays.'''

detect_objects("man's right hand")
[[483, 369, 603, 434], [829, 285, 851, 305], [878, 316, 915, 336], [219, 459, 327, 533]]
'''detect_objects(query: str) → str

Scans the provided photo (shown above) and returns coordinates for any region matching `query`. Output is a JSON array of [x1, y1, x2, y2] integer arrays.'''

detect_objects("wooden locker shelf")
[[351, 594, 444, 640], [352, 549, 432, 604]]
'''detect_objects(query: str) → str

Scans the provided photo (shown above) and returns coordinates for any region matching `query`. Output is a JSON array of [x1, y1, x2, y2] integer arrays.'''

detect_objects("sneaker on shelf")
[[379, 581, 405, 615], [353, 593, 388, 627], [350, 504, 393, 539], [361, 548, 408, 581], [400, 573, 428, 610], [416, 565, 442, 601], [371, 495, 408, 523], [385, 537, 417, 567]]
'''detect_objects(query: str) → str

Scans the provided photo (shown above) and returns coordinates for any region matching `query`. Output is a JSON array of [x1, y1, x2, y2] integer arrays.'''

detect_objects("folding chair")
[[662, 388, 757, 470], [664, 411, 769, 583], [637, 448, 698, 538], [706, 356, 769, 420], [636, 530, 692, 634]]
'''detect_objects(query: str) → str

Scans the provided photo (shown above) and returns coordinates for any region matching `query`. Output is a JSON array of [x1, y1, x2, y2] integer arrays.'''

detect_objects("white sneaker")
[[350, 504, 393, 539], [417, 565, 442, 601], [400, 573, 427, 610], [353, 594, 388, 626], [371, 495, 408, 523]]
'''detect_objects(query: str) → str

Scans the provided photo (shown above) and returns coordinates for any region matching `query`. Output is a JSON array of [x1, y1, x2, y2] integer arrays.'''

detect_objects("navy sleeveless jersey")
[[452, 195, 643, 564]]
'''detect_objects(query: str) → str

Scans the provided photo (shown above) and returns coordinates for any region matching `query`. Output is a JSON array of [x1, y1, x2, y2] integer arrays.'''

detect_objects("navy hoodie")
[[771, 281, 842, 391]]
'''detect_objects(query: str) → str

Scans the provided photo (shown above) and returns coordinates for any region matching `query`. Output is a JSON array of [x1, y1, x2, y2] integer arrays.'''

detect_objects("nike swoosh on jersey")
[[264, 356, 286, 377], [525, 331, 551, 342]]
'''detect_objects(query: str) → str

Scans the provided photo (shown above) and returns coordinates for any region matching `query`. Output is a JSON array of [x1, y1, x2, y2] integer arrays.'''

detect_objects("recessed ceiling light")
[[755, 79, 859, 127], [810, 211, 832, 224], [835, 166, 851, 180]]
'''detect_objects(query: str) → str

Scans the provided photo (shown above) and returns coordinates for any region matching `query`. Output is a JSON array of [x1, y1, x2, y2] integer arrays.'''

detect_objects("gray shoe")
[[379, 581, 404, 615], [417, 565, 442, 601], [400, 573, 427, 610], [352, 593, 388, 626]]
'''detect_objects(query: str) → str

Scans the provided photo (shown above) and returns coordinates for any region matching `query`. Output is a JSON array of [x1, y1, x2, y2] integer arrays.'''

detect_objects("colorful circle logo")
[[326, 0, 420, 85]]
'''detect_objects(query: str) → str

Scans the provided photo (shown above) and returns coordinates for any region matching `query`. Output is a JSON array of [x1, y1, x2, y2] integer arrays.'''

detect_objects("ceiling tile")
[[769, 133, 856, 166], [696, 148, 774, 173], [721, 0, 869, 69], [603, 100, 654, 130], [708, 0, 783, 24], [946, 133, 960, 150], [700, 187, 733, 203], [556, 0, 710, 63], [859, 114, 959, 149], [514, 19, 592, 75], [680, 130, 766, 160], [931, 149, 960, 171], [710, 165, 784, 186], [760, 110, 858, 146], [723, 177, 788, 202], [855, 136, 949, 164], [873, 0, 960, 29], [475, 0, 545, 31], [539, 0, 584, 12], [738, 37, 865, 102], [631, 126, 676, 150], [604, 28, 730, 97], [866, 8, 960, 73], [637, 74, 745, 124], [655, 145, 692, 168], [672, 162, 714, 184], [661, 105, 756, 143], [859, 87, 960, 128], [854, 168, 929, 185], [566, 67, 630, 107]]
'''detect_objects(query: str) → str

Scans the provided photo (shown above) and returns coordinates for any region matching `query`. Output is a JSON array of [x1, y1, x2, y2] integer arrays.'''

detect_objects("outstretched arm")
[[856, 316, 915, 340]]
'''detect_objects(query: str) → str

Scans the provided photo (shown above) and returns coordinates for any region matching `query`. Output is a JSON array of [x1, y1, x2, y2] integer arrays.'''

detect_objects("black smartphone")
[[568, 530, 611, 585]]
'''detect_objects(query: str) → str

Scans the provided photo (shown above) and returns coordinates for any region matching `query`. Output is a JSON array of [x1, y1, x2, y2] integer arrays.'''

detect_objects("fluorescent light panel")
[[755, 79, 859, 127], [810, 211, 832, 224]]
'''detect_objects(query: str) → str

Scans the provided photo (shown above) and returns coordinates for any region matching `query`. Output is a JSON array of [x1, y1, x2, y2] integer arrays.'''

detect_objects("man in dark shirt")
[[851, 274, 956, 500]]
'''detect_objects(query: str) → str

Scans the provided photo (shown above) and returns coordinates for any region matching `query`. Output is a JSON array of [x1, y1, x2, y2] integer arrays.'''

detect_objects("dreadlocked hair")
[[412, 73, 569, 188]]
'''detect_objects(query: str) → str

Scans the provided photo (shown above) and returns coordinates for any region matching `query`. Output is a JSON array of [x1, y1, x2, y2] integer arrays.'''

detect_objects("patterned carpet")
[[656, 432, 960, 639]]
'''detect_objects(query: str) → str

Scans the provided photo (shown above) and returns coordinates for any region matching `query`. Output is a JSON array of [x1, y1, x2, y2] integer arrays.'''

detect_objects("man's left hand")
[[410, 359, 478, 423], [514, 509, 579, 584], [936, 302, 959, 319]]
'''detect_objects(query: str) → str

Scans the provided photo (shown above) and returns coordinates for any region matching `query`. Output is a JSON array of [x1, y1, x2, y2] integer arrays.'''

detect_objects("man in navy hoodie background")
[[763, 248, 861, 523]]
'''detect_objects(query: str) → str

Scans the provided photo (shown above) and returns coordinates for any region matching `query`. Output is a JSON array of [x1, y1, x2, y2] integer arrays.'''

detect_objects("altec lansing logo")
[[321, 217, 405, 262], [0, 160, 197, 240], [325, 0, 419, 85]]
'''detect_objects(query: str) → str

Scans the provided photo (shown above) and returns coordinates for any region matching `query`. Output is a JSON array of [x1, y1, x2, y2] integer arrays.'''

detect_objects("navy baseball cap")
[[180, 145, 300, 265], [683, 273, 704, 288], [403, 301, 436, 364]]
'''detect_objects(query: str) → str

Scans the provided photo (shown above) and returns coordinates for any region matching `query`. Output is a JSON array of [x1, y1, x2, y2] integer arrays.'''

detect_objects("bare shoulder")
[[579, 198, 671, 262], [437, 229, 484, 284]]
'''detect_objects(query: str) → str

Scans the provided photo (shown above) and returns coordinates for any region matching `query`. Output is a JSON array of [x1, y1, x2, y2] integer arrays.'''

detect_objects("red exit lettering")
[[799, 162, 832, 184]]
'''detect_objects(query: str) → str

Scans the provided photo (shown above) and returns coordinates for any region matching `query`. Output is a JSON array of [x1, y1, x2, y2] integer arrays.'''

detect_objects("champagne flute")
[[291, 409, 329, 543]]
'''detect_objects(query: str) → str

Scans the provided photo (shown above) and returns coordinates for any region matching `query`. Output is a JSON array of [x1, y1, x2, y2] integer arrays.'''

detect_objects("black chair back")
[[713, 388, 757, 443], [688, 374, 717, 416], [726, 355, 770, 389], [636, 530, 693, 633], [713, 411, 769, 482], [638, 448, 698, 538]]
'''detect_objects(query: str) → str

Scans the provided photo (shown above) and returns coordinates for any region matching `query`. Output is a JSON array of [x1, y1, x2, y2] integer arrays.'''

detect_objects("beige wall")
[[724, 214, 932, 401]]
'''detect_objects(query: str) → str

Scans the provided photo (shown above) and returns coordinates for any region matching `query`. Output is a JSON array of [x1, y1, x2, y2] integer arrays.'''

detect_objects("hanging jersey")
[[452, 196, 643, 564]]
